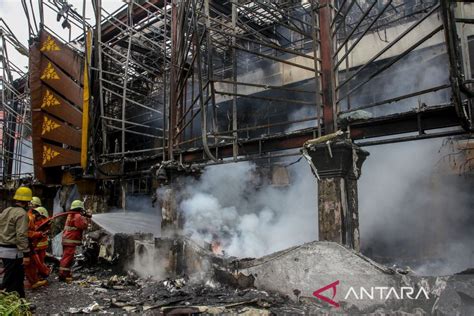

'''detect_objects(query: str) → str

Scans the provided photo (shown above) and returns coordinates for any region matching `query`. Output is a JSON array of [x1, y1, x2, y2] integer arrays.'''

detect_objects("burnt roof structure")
[[0, 0, 473, 183]]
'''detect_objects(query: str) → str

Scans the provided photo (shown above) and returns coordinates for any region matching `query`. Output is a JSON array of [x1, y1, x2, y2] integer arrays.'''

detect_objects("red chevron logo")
[[313, 280, 340, 308]]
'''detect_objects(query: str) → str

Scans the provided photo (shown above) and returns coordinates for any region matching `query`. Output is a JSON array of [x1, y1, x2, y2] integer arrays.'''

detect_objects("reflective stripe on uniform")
[[64, 226, 78, 231], [36, 241, 48, 248], [62, 239, 82, 244]]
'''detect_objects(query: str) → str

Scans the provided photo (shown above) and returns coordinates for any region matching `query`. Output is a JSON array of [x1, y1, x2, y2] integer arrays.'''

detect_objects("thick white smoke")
[[179, 136, 473, 275], [359, 138, 474, 276], [180, 159, 317, 258]]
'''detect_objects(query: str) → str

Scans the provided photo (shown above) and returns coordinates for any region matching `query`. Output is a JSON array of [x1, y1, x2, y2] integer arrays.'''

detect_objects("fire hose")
[[35, 211, 83, 230], [31, 211, 88, 275]]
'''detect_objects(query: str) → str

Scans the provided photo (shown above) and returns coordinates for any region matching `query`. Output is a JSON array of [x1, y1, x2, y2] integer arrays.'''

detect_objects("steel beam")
[[318, 0, 337, 134], [177, 104, 463, 163]]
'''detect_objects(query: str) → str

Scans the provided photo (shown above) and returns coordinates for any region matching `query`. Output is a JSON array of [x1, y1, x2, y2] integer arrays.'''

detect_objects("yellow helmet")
[[31, 196, 42, 207], [13, 187, 33, 202], [71, 200, 84, 210], [34, 207, 49, 218]]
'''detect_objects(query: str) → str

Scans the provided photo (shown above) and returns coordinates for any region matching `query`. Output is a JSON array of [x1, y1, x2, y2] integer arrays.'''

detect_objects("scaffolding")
[[0, 19, 33, 184], [0, 0, 472, 182]]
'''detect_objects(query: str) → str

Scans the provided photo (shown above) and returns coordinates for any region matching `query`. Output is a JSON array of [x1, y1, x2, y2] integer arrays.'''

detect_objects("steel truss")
[[2, 0, 473, 181], [0, 19, 33, 184]]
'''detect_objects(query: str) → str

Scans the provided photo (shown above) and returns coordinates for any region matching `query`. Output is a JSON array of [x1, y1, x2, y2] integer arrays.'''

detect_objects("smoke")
[[93, 195, 163, 279], [341, 41, 450, 116], [129, 241, 167, 280], [359, 138, 474, 276], [285, 105, 317, 133], [179, 159, 317, 258]]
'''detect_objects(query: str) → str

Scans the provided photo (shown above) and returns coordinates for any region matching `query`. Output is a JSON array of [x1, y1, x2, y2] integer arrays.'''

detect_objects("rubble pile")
[[29, 269, 320, 314], [28, 225, 473, 314]]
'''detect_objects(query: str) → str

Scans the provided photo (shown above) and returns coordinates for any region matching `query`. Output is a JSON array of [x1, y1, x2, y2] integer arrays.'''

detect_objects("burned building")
[[0, 0, 474, 313]]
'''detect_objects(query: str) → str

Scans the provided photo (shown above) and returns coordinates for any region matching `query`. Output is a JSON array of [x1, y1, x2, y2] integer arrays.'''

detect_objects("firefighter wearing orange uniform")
[[59, 200, 90, 281], [32, 207, 51, 278], [27, 196, 42, 228], [24, 197, 48, 289]]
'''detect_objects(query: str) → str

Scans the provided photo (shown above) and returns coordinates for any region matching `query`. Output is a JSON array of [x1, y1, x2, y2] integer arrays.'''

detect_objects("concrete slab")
[[233, 241, 473, 314]]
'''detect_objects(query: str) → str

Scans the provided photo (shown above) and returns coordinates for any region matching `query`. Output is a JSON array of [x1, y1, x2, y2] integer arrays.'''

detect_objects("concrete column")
[[307, 140, 369, 251], [160, 186, 179, 236], [155, 169, 183, 237]]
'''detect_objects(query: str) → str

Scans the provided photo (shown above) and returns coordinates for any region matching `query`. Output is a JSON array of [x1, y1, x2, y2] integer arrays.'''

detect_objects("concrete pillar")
[[155, 168, 183, 237], [307, 140, 369, 251], [160, 186, 179, 236]]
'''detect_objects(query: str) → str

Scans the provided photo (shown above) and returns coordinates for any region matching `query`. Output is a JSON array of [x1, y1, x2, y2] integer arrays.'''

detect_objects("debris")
[[237, 306, 271, 315], [82, 302, 101, 313], [67, 307, 82, 314], [163, 277, 187, 292], [67, 302, 102, 314], [338, 110, 373, 125], [122, 306, 138, 312], [93, 288, 108, 294], [301, 148, 320, 180], [101, 274, 137, 289], [110, 298, 127, 308], [111, 297, 143, 308], [214, 269, 255, 289], [303, 130, 345, 147], [205, 280, 218, 288], [27, 236, 474, 314]]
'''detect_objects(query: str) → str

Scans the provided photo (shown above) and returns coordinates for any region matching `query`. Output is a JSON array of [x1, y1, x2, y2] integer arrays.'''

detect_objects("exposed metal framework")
[[1, 0, 473, 182], [0, 19, 32, 183]]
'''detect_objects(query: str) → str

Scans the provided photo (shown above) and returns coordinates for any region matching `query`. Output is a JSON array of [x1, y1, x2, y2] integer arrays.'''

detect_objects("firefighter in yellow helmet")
[[27, 196, 42, 240], [24, 195, 48, 289], [30, 196, 42, 208], [24, 206, 51, 284], [0, 187, 33, 298], [33, 207, 51, 278]]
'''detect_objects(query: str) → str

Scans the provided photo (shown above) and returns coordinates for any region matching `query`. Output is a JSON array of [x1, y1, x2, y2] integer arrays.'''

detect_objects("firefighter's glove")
[[82, 209, 93, 218]]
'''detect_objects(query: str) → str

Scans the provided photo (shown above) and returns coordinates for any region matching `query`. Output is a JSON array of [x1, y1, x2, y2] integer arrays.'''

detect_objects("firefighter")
[[30, 196, 42, 209], [59, 200, 91, 282], [24, 208, 48, 289], [32, 207, 51, 279], [26, 196, 42, 224], [0, 187, 33, 298], [26, 196, 42, 230]]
